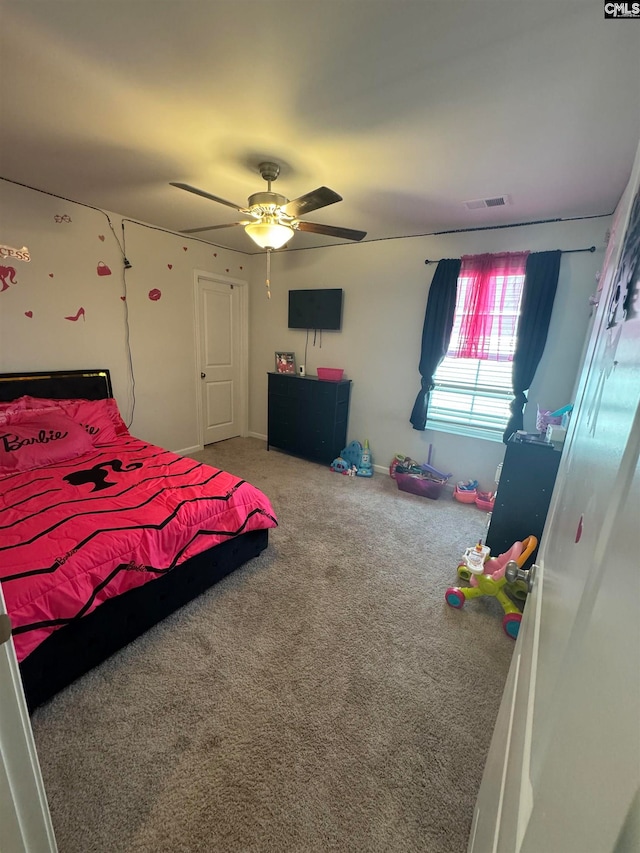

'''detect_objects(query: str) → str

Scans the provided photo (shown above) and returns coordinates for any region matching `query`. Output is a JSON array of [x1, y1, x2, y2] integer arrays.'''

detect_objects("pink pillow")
[[0, 411, 95, 473], [57, 399, 127, 444], [4, 396, 129, 444], [0, 396, 31, 423]]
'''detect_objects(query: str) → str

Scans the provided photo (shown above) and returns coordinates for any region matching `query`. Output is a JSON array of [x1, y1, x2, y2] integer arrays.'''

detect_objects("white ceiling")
[[1, 1, 639, 254]]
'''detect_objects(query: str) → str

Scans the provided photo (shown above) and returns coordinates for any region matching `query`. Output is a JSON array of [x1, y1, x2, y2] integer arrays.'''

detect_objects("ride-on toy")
[[445, 535, 538, 639]]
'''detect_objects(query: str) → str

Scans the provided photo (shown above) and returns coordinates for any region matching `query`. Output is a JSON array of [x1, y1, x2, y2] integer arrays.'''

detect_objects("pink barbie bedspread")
[[0, 435, 277, 662]]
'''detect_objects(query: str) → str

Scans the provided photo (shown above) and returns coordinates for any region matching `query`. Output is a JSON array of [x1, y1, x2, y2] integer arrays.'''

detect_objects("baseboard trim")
[[175, 444, 203, 456], [244, 440, 388, 476]]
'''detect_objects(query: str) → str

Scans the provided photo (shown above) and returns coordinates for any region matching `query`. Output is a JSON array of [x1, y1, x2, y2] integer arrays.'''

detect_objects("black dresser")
[[486, 436, 563, 566], [267, 372, 351, 465]]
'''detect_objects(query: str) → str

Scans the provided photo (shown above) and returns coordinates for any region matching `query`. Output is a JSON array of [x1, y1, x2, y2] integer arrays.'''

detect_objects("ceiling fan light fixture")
[[244, 219, 293, 250]]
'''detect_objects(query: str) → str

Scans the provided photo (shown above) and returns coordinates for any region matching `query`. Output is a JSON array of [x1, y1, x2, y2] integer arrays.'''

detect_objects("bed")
[[0, 369, 277, 710]]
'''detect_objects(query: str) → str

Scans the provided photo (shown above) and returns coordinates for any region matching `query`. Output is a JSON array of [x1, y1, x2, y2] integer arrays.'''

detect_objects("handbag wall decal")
[[97, 262, 112, 276]]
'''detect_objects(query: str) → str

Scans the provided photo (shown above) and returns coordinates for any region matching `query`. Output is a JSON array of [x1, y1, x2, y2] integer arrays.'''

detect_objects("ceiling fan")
[[170, 161, 367, 251]]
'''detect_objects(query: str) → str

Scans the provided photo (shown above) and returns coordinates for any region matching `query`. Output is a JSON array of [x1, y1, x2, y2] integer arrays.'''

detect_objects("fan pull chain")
[[265, 249, 271, 299]]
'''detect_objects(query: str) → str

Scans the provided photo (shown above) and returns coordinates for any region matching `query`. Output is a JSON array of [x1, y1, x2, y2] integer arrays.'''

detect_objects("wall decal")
[[120, 296, 126, 301], [239, 266, 243, 270], [54, 214, 72, 223], [167, 264, 173, 269], [98, 235, 105, 241], [226, 268, 229, 272], [49, 273, 54, 278], [0, 265, 17, 291], [213, 253, 217, 257], [97, 262, 112, 276], [183, 246, 188, 251], [148, 289, 161, 301], [0, 244, 30, 262], [25, 311, 33, 318], [65, 307, 85, 322]]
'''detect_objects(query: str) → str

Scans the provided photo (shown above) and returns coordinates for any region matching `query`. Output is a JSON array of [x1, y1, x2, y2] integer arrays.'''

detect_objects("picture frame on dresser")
[[275, 351, 296, 374]]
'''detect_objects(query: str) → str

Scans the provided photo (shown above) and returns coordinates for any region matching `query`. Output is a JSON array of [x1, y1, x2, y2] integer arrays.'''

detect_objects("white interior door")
[[0, 584, 57, 853], [196, 275, 246, 446], [470, 144, 640, 853]]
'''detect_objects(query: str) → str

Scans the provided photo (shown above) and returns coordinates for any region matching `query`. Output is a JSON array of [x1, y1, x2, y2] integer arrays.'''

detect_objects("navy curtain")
[[410, 258, 461, 430], [503, 250, 562, 442]]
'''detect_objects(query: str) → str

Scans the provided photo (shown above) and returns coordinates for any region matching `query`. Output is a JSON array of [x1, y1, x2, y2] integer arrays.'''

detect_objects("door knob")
[[505, 560, 537, 592], [200, 372, 206, 379]]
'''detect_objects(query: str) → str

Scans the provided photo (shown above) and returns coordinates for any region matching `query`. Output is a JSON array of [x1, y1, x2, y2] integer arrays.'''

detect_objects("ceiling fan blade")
[[296, 220, 367, 242], [170, 182, 247, 212], [281, 187, 342, 218], [180, 222, 246, 234]]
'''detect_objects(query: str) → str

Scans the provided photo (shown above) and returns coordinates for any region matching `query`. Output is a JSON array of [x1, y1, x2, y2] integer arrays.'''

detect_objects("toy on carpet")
[[357, 439, 373, 477], [456, 540, 490, 579], [390, 445, 452, 500], [330, 439, 374, 477], [456, 479, 478, 491], [390, 443, 452, 482], [445, 535, 538, 639], [389, 454, 423, 477]]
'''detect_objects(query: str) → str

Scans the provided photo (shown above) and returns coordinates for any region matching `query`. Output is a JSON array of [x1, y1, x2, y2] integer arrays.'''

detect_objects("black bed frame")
[[0, 369, 269, 711]]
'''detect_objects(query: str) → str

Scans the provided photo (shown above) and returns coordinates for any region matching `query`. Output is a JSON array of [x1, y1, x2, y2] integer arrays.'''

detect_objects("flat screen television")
[[288, 288, 343, 330]]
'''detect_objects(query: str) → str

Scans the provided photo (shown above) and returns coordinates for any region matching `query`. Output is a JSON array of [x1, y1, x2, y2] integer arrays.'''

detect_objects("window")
[[427, 253, 527, 441]]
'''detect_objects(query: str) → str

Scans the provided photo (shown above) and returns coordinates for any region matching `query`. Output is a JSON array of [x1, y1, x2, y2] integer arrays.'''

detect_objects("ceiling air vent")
[[464, 195, 511, 210]]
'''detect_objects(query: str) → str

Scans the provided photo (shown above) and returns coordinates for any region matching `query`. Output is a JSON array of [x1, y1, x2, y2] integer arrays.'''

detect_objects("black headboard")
[[0, 369, 113, 402]]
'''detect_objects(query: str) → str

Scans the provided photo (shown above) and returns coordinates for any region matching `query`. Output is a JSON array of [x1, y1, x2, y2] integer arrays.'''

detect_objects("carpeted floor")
[[31, 438, 513, 853]]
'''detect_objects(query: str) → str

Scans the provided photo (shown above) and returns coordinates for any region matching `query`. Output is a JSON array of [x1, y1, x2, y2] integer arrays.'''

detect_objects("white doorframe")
[[0, 583, 57, 853], [192, 269, 249, 449]]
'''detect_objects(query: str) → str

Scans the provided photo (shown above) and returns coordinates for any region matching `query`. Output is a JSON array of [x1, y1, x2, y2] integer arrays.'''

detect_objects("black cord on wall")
[[120, 223, 136, 428]]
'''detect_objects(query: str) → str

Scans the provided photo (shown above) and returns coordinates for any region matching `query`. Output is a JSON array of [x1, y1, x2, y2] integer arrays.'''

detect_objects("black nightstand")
[[486, 437, 562, 565]]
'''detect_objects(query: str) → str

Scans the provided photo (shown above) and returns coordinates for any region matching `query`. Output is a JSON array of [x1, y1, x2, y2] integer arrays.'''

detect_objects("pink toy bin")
[[396, 472, 446, 500], [317, 367, 344, 382], [475, 491, 495, 511], [453, 485, 477, 504]]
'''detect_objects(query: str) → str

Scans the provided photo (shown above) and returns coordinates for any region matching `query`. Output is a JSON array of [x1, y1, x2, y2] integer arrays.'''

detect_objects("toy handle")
[[516, 535, 538, 568], [420, 463, 452, 480]]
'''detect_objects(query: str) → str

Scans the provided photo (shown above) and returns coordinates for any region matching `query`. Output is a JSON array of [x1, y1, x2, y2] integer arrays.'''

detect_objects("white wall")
[[0, 180, 248, 453], [1, 179, 607, 487], [121, 222, 249, 451], [248, 218, 608, 489]]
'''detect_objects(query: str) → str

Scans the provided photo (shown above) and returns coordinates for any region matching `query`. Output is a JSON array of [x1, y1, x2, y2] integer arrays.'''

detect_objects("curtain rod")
[[424, 246, 596, 265]]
